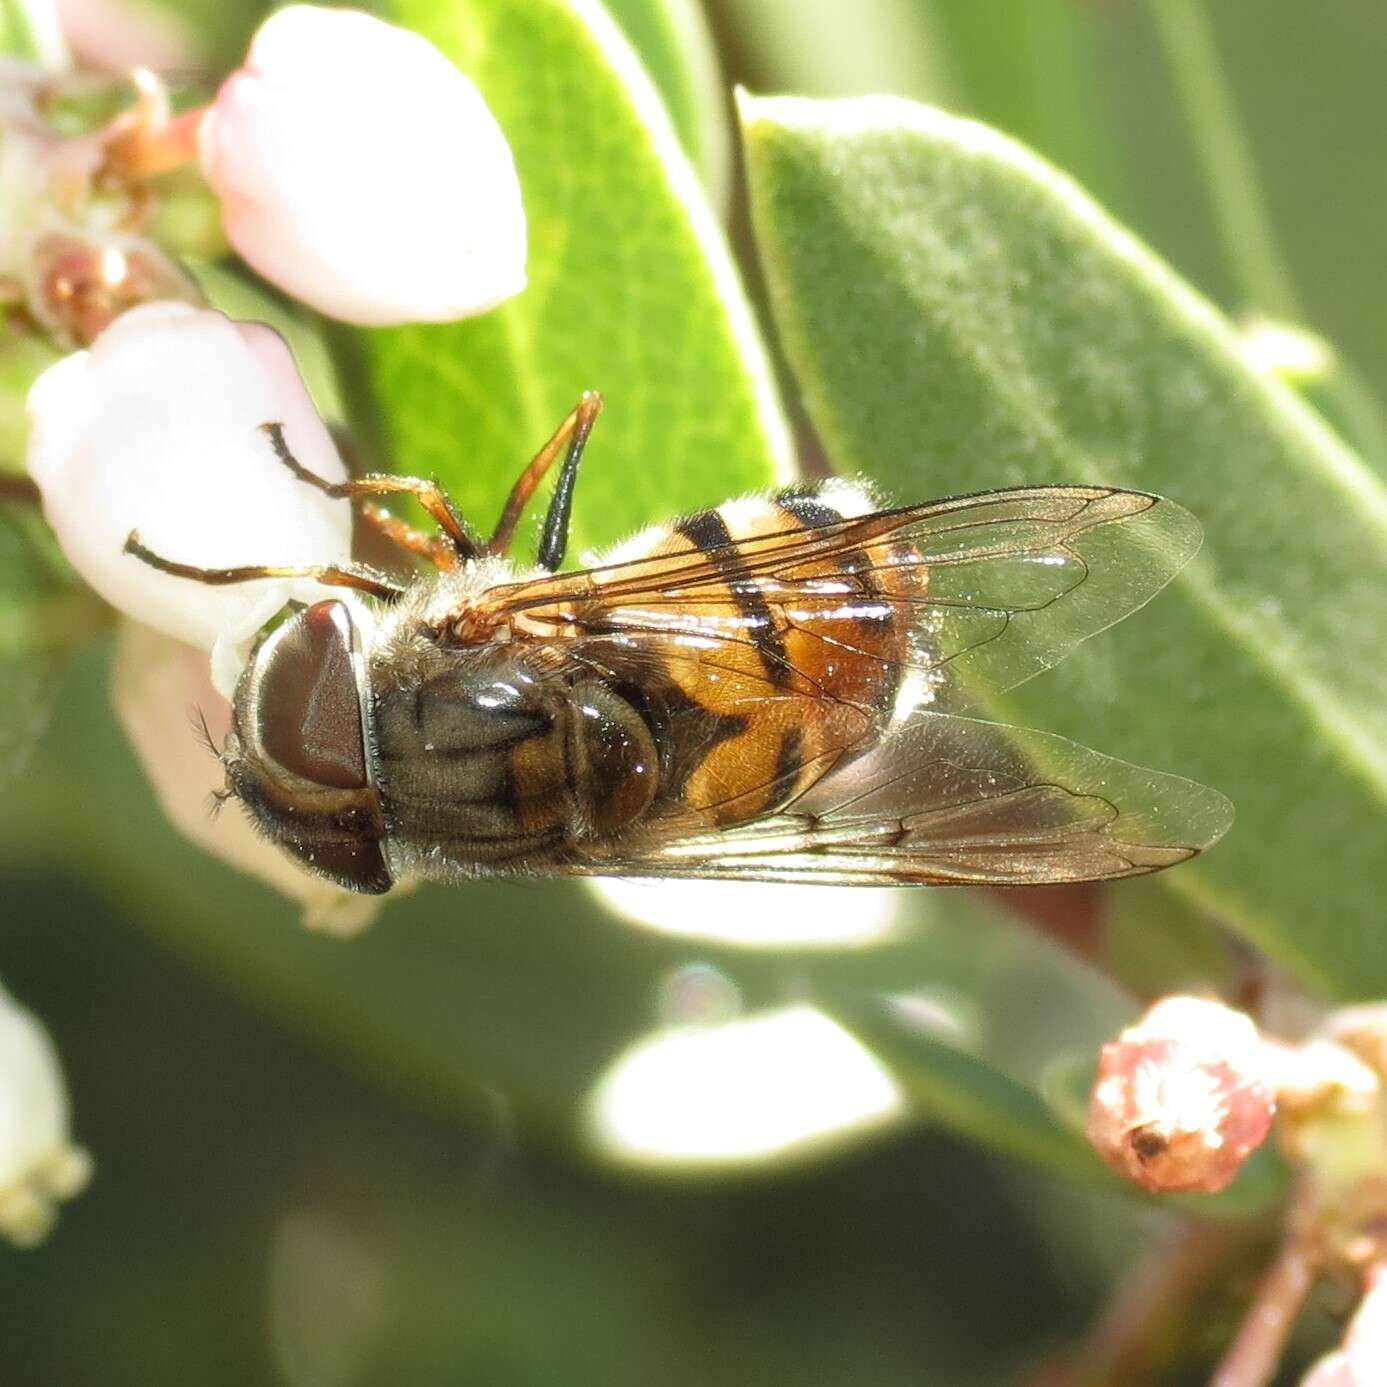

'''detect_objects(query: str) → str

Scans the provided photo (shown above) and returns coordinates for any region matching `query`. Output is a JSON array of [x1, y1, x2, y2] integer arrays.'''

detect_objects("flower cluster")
[[1088, 995, 1387, 1383], [3, 5, 525, 342], [3, 3, 532, 1242]]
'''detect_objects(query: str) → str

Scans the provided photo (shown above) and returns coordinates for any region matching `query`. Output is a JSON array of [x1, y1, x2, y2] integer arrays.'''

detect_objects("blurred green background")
[[3, 0, 1385, 1382]]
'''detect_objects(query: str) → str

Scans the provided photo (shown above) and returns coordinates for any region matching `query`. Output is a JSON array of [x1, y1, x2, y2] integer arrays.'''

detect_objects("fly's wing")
[[565, 711, 1233, 886], [472, 485, 1201, 715]]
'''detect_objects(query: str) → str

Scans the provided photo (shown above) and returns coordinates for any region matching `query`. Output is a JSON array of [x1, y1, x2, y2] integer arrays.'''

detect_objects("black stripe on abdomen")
[[775, 485, 903, 711], [775, 488, 844, 531], [675, 508, 791, 686], [765, 722, 806, 812], [775, 485, 891, 616]]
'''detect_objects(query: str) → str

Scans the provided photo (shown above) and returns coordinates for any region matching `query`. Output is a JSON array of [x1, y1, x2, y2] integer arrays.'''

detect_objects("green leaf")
[[741, 94, 1387, 998], [359, 0, 792, 559], [921, 0, 1129, 226], [601, 0, 730, 203], [1103, 877, 1237, 1000], [0, 327, 61, 469], [141, 0, 266, 69], [0, 506, 101, 783], [817, 891, 1132, 1185], [824, 990, 1097, 1180], [0, 323, 92, 780], [719, 0, 953, 108]]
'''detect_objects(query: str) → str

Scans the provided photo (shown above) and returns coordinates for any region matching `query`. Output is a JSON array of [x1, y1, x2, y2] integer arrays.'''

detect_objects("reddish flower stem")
[[1031, 1219, 1245, 1386], [107, 106, 206, 180], [1210, 1236, 1318, 1387]]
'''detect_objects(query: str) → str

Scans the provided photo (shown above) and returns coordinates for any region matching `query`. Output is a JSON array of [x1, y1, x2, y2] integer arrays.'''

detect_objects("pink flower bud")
[[199, 5, 526, 325], [25, 301, 352, 652], [1087, 996, 1276, 1194]]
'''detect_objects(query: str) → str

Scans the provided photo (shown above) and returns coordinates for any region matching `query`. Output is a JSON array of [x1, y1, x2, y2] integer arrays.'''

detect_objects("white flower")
[[26, 301, 353, 655], [0, 981, 90, 1247], [198, 5, 526, 325]]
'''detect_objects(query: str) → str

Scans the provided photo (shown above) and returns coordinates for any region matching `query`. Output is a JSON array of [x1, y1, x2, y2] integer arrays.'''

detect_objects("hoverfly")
[[126, 392, 1231, 896]]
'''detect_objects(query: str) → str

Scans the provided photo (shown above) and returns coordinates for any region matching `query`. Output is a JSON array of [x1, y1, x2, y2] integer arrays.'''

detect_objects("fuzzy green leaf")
[[0, 507, 100, 782], [742, 95, 1387, 998], [357, 0, 792, 560]]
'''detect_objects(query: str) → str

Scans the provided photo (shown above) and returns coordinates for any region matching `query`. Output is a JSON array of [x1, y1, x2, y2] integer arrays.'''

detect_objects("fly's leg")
[[358, 502, 460, 571], [260, 422, 479, 563], [123, 531, 405, 602], [487, 391, 603, 566]]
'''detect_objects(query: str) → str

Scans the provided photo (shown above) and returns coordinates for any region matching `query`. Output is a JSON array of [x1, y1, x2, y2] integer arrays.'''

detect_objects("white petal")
[[0, 981, 90, 1247], [26, 301, 353, 651], [200, 5, 526, 325]]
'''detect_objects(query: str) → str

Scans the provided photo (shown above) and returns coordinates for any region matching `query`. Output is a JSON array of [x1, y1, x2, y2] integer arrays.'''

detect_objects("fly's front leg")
[[123, 531, 405, 602]]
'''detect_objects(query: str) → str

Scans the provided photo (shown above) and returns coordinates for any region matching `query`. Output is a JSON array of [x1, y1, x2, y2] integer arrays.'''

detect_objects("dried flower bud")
[[1087, 995, 1275, 1194], [0, 980, 90, 1247], [1326, 1007, 1387, 1083], [25, 301, 352, 655], [1301, 1264, 1387, 1386], [198, 4, 526, 325], [26, 227, 203, 346], [1271, 1038, 1379, 1121]]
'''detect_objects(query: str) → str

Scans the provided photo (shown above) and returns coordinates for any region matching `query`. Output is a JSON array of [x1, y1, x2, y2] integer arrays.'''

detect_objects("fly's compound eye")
[[257, 600, 369, 789], [231, 600, 394, 895]]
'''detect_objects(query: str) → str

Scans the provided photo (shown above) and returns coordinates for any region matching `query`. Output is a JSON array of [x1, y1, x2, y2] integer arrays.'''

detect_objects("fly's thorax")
[[366, 644, 659, 866], [227, 599, 393, 894]]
